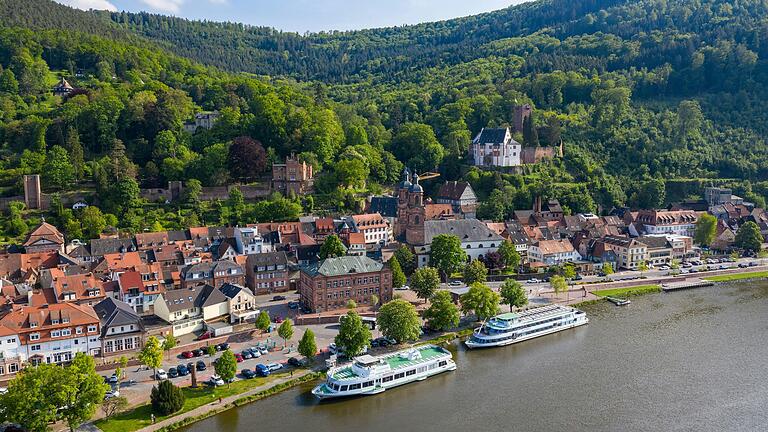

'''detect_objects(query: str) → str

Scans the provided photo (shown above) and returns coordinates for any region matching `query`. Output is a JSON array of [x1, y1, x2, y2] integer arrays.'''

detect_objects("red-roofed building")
[[115, 270, 163, 315], [23, 221, 64, 253], [352, 213, 392, 245], [39, 268, 106, 306], [0, 302, 100, 370]]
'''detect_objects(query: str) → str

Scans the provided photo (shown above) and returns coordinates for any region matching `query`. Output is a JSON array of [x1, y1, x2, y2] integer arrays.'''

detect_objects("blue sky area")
[[55, 0, 527, 33]]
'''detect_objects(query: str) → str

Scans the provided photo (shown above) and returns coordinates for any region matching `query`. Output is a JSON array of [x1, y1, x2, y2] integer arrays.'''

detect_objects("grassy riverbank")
[[703, 271, 768, 282], [592, 285, 662, 298], [95, 371, 313, 432]]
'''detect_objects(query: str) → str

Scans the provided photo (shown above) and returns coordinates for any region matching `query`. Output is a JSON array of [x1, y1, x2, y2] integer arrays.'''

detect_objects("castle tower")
[[23, 175, 42, 210]]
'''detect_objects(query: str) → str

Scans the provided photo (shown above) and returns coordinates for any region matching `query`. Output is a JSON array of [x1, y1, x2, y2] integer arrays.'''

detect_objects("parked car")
[[241, 368, 257, 379], [216, 342, 230, 351], [255, 364, 270, 377], [186, 362, 195, 371], [526, 278, 540, 284], [196, 360, 206, 371], [107, 373, 119, 384], [447, 281, 462, 287], [272, 295, 287, 301], [242, 350, 253, 360], [177, 364, 190, 376], [273, 316, 283, 323], [287, 357, 304, 367], [248, 347, 262, 357], [258, 347, 269, 355], [235, 353, 244, 363], [208, 375, 225, 387], [749, 261, 758, 267], [288, 301, 299, 309], [267, 363, 283, 372], [181, 351, 195, 359], [197, 331, 212, 341], [193, 348, 205, 357], [659, 265, 670, 270], [168, 367, 179, 378], [682, 262, 692, 268], [104, 389, 120, 400], [395, 284, 410, 290], [155, 369, 168, 380]]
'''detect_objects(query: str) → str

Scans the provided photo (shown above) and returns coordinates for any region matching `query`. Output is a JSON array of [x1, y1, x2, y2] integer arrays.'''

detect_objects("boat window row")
[[475, 320, 577, 343], [486, 315, 572, 334]]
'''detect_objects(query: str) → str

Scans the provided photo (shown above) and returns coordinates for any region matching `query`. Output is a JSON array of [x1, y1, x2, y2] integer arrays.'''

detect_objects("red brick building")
[[299, 256, 392, 313]]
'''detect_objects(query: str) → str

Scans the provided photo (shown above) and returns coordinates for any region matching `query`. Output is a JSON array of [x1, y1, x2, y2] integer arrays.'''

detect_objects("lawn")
[[703, 271, 768, 282], [95, 372, 291, 432], [592, 285, 661, 298]]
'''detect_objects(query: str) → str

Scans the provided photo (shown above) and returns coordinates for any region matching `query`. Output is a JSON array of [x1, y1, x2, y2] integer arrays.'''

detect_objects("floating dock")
[[661, 279, 714, 292]]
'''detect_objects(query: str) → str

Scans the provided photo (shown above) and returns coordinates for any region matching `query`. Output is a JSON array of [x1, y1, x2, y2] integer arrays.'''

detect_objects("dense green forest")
[[1, 0, 768, 241]]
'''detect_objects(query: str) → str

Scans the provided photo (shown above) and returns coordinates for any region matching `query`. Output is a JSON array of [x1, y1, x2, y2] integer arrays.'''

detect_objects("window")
[[87, 325, 97, 333], [382, 376, 393, 383], [6, 338, 15, 344], [406, 369, 416, 376], [30, 333, 40, 341], [394, 372, 405, 379], [61, 329, 71, 336], [30, 345, 40, 351]]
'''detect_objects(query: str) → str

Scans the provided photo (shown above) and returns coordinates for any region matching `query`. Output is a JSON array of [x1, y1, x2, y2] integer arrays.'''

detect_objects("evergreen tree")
[[66, 127, 84, 180], [389, 256, 406, 289], [523, 115, 539, 146], [394, 245, 416, 276], [150, 380, 185, 416]]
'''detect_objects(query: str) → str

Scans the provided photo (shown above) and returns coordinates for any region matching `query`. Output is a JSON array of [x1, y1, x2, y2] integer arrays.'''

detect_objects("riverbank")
[[703, 270, 768, 282], [93, 370, 320, 432], [592, 285, 661, 298]]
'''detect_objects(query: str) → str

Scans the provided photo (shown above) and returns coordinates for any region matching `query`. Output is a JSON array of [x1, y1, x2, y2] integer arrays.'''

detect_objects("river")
[[184, 281, 768, 432]]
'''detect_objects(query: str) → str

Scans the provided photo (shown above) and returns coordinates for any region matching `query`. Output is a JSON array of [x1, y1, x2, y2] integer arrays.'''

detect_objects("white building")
[[471, 127, 522, 167], [527, 239, 581, 266], [414, 219, 504, 267], [351, 213, 393, 245], [0, 303, 101, 371]]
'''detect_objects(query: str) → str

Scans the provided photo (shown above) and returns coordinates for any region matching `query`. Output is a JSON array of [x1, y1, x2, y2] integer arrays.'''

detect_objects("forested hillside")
[[1, 0, 768, 241]]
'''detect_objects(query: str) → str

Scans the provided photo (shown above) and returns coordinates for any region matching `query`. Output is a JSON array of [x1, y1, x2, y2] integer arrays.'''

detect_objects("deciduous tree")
[[735, 221, 763, 252], [278, 319, 294, 348], [460, 283, 500, 321], [429, 234, 467, 281], [215, 350, 237, 387], [319, 234, 346, 259], [139, 336, 164, 378], [500, 279, 527, 311], [335, 312, 371, 357], [423, 291, 460, 331], [298, 329, 317, 361], [694, 213, 717, 247], [411, 266, 440, 303], [377, 299, 421, 343], [463, 259, 488, 285]]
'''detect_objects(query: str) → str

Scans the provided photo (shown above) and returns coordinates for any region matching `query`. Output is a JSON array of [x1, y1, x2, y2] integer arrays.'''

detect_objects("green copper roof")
[[301, 256, 383, 277]]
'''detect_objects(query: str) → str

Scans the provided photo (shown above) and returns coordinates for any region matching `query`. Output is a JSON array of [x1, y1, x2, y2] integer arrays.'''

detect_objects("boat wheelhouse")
[[312, 344, 456, 399], [465, 304, 588, 349]]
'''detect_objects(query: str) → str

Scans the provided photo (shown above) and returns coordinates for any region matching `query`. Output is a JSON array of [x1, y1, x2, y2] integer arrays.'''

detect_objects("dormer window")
[[30, 322, 38, 328]]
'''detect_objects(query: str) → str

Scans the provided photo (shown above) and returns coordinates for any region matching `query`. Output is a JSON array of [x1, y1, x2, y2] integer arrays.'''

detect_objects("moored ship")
[[312, 344, 456, 399], [465, 304, 588, 349]]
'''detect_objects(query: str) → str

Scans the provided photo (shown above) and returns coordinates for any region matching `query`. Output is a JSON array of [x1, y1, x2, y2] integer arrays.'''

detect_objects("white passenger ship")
[[312, 344, 456, 399], [465, 304, 588, 349]]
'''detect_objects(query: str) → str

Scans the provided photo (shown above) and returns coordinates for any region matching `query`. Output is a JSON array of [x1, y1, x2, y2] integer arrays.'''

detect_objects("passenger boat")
[[311, 344, 456, 399], [465, 304, 588, 349]]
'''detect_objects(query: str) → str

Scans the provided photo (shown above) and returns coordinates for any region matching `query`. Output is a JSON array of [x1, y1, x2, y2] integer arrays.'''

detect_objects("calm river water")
[[185, 281, 768, 432]]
